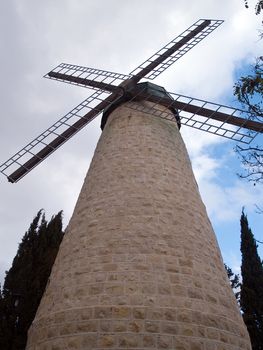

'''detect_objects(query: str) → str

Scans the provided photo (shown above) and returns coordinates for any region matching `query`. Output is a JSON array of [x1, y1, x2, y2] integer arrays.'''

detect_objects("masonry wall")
[[26, 101, 251, 349]]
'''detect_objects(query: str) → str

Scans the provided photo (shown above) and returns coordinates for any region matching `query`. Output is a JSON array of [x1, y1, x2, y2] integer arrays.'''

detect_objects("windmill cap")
[[101, 81, 180, 130]]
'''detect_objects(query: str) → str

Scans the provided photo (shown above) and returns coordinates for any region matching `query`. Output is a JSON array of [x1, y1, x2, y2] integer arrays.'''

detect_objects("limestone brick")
[[26, 101, 251, 349]]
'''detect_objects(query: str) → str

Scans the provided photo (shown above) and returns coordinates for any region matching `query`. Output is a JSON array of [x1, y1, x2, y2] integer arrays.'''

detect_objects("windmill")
[[2, 19, 257, 349]]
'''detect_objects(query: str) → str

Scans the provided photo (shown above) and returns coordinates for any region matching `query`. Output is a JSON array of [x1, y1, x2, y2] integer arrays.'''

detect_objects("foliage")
[[234, 3, 263, 184], [243, 1, 263, 15], [0, 210, 64, 350], [234, 58, 263, 184], [235, 144, 263, 184], [240, 210, 263, 349], [224, 264, 241, 303], [234, 58, 263, 119]]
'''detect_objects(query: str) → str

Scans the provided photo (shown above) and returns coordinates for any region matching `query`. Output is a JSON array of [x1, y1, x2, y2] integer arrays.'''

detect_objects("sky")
[[0, 0, 262, 284]]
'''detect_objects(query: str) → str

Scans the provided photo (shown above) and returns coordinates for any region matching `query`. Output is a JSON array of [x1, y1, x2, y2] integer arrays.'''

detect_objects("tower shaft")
[[26, 101, 251, 349]]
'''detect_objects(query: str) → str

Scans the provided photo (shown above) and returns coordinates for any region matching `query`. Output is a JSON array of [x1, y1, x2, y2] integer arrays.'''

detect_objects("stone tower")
[[26, 88, 251, 349]]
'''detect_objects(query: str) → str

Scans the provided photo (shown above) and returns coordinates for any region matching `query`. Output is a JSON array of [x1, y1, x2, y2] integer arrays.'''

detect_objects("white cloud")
[[197, 168, 263, 221]]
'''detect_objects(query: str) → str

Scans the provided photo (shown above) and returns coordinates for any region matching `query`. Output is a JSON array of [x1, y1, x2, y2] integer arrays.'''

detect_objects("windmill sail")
[[0, 90, 122, 183], [130, 19, 224, 81], [45, 63, 130, 91], [127, 89, 263, 142]]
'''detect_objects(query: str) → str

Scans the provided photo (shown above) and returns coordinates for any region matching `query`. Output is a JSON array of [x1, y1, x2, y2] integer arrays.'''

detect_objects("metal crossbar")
[[130, 19, 224, 80]]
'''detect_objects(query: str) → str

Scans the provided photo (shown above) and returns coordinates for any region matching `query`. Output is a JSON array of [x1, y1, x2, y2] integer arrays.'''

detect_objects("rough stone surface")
[[26, 101, 251, 349]]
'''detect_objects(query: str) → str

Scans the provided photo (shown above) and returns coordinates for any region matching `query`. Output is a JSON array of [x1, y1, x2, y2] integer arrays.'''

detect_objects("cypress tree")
[[240, 210, 263, 349], [0, 210, 64, 350]]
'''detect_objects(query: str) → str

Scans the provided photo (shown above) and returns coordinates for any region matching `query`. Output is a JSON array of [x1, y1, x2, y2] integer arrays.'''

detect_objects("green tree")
[[0, 210, 64, 350], [240, 210, 263, 349]]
